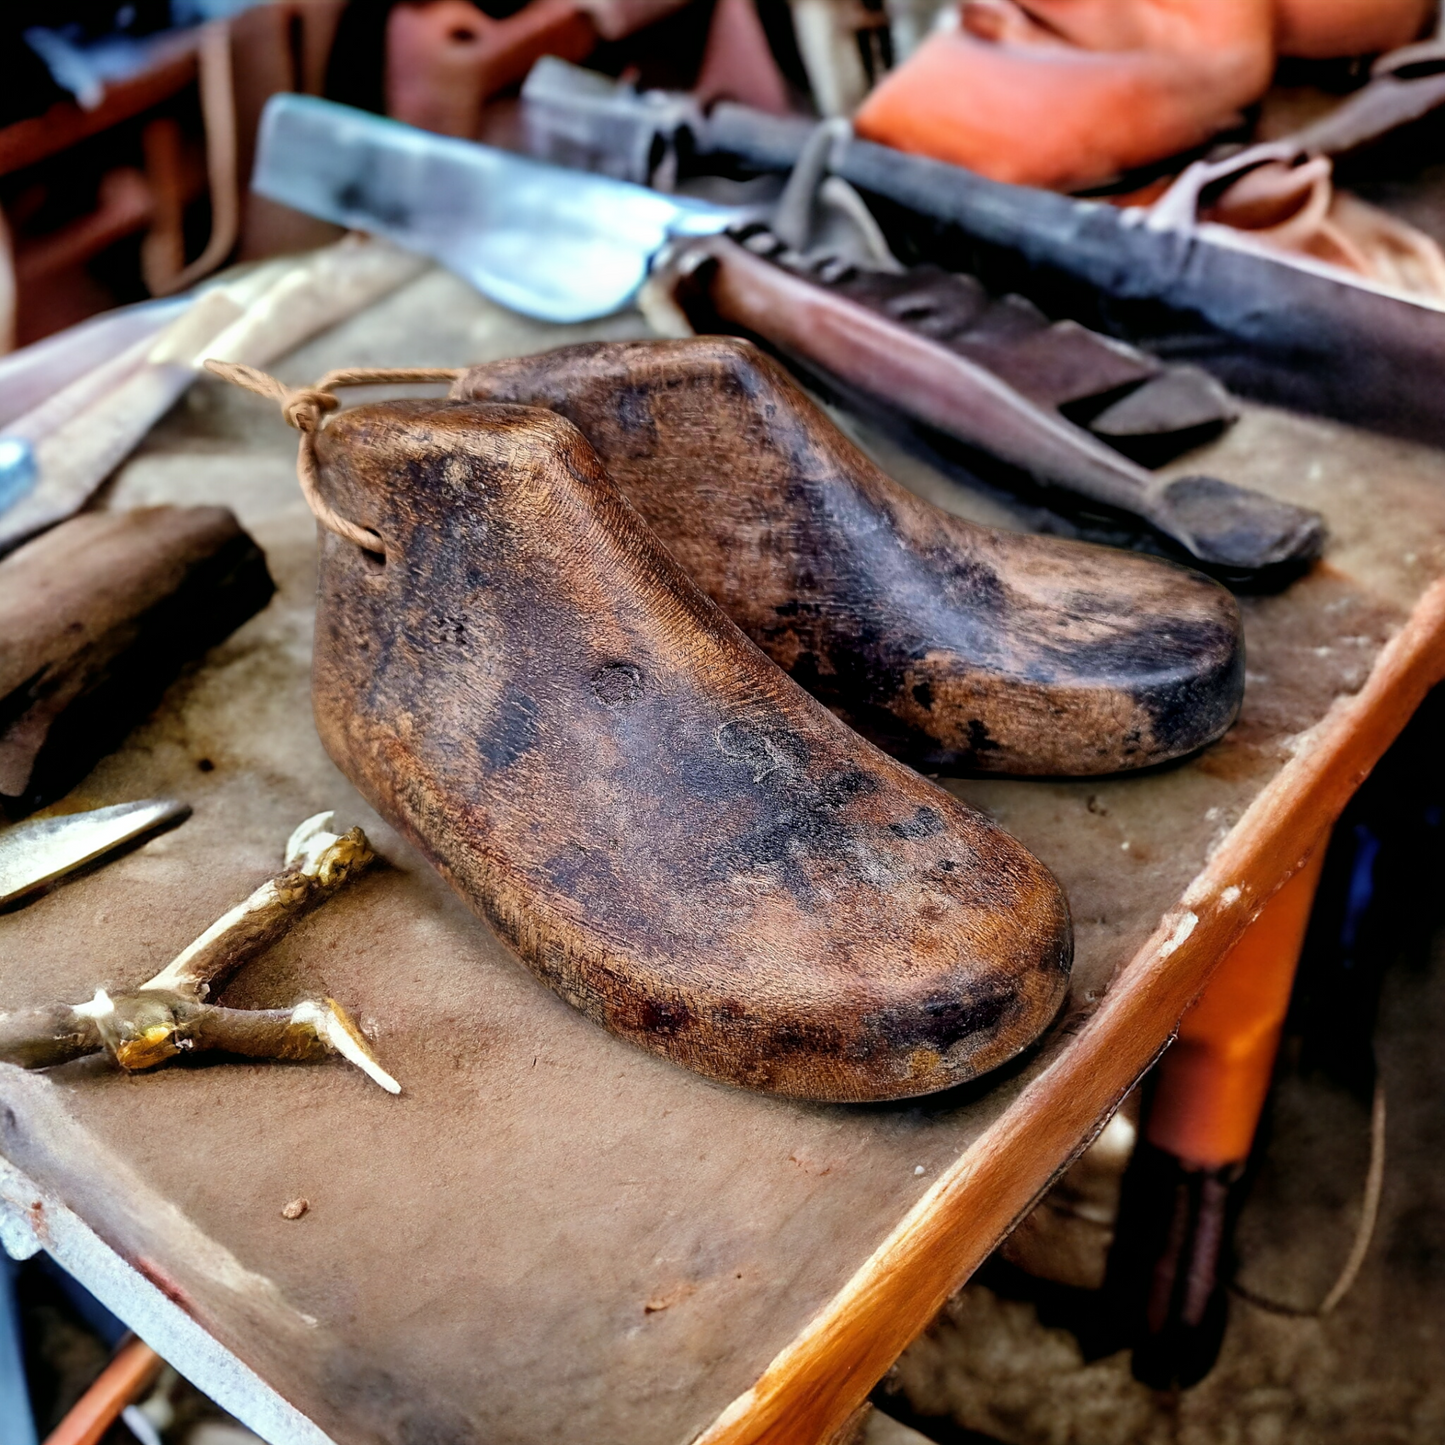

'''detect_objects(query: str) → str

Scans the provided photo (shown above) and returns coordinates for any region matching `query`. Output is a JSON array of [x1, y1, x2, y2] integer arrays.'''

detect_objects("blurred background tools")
[[0, 2, 346, 348], [10, 0, 1445, 449], [251, 93, 1328, 582], [517, 58, 1445, 449], [0, 1249, 268, 1445], [40, 1334, 162, 1445], [248, 92, 740, 321], [0, 237, 425, 553]]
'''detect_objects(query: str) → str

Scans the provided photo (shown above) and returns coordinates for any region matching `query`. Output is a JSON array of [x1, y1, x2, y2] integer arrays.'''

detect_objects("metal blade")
[[0, 800, 190, 907], [251, 95, 736, 324]]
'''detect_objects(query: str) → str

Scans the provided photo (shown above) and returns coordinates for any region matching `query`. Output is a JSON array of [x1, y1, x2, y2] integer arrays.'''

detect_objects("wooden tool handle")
[[43, 1337, 162, 1445]]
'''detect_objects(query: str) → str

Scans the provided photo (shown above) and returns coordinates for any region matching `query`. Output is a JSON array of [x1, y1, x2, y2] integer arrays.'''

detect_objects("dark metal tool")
[[520, 59, 1445, 449], [254, 93, 1321, 580]]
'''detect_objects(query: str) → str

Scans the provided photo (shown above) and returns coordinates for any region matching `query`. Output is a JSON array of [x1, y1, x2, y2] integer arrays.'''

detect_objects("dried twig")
[[0, 812, 399, 1093], [142, 811, 374, 1001]]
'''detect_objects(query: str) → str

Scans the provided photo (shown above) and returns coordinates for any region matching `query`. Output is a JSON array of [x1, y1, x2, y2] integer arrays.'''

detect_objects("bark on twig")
[[0, 813, 400, 1093], [141, 811, 375, 1001]]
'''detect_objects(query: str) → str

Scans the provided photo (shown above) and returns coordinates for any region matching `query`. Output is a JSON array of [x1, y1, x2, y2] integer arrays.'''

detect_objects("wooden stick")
[[0, 506, 274, 816], [0, 236, 426, 556], [141, 811, 375, 1001], [42, 1337, 162, 1445], [0, 813, 399, 1093], [0, 299, 185, 429], [0, 206, 14, 357]]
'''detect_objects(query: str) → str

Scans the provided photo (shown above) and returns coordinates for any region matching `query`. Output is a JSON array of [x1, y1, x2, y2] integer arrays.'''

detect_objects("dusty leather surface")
[[1, 269, 1443, 1445]]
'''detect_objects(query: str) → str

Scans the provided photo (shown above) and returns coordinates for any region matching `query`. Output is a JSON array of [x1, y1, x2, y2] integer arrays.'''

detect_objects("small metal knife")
[[0, 800, 191, 907]]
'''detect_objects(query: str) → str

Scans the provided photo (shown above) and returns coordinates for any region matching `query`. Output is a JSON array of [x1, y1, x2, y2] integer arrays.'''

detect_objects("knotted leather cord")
[[205, 360, 463, 553]]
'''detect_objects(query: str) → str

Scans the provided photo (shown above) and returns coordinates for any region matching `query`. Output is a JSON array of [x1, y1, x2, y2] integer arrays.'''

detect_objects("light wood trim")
[[698, 576, 1445, 1445]]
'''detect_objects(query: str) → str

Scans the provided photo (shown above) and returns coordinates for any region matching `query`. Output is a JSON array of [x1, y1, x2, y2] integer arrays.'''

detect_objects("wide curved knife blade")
[[252, 95, 737, 324]]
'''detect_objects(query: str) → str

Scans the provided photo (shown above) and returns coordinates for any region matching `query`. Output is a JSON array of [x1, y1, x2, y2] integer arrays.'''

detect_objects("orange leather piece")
[[1274, 0, 1433, 60], [854, 0, 1434, 191], [981, 0, 1271, 53], [855, 18, 1273, 190], [1145, 844, 1328, 1169]]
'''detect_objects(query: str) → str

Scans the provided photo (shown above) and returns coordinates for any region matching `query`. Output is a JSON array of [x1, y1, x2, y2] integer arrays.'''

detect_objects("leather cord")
[[206, 360, 462, 553]]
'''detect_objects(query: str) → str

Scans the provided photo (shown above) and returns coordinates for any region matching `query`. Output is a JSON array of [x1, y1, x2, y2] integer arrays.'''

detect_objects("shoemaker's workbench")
[[2, 270, 1444, 1445]]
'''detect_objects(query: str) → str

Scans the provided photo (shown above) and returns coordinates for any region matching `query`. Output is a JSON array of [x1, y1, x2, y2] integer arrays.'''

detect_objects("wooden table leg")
[[1147, 839, 1329, 1171], [1122, 837, 1330, 1386]]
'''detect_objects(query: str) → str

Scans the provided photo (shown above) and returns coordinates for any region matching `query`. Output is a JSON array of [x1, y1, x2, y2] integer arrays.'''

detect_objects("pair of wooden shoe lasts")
[[220, 338, 1244, 1103]]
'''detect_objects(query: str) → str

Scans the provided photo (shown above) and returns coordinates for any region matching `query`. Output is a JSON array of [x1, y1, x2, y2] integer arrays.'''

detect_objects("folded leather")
[[855, 5, 1273, 191], [854, 0, 1432, 191]]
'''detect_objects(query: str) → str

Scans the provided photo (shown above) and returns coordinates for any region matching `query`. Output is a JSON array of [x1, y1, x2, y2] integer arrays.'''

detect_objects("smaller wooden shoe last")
[[453, 338, 1245, 777]]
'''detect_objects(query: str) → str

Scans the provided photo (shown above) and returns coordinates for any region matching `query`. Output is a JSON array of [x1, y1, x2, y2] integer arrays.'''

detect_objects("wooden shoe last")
[[453, 338, 1245, 776], [309, 398, 1073, 1100]]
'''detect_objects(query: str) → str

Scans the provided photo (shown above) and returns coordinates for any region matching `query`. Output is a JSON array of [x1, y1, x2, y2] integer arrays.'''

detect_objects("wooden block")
[[0, 506, 274, 818]]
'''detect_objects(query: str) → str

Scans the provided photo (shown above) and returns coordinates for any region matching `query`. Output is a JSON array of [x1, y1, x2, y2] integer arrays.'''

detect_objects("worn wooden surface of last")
[[453, 338, 1245, 776], [308, 391, 1073, 1103], [1, 268, 1443, 1445]]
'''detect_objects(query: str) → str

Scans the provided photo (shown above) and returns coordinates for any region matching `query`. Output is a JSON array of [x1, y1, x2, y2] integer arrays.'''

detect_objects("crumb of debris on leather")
[[282, 1198, 309, 1220]]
